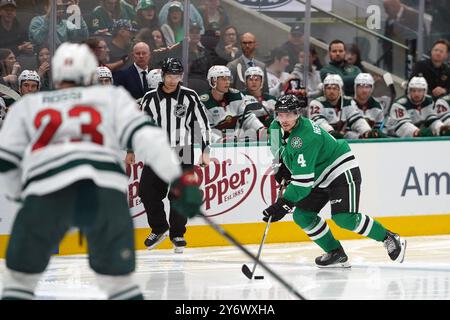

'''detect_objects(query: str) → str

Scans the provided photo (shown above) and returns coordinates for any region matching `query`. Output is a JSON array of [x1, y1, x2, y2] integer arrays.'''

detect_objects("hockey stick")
[[379, 73, 397, 131], [241, 179, 286, 280], [199, 211, 306, 300]]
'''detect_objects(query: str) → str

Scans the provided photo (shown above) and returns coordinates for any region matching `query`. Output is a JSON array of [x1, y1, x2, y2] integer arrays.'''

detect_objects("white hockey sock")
[[96, 274, 143, 300], [2, 269, 42, 300]]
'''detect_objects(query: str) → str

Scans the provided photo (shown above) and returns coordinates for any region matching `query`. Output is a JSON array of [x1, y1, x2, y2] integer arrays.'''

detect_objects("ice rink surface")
[[1, 235, 449, 300]]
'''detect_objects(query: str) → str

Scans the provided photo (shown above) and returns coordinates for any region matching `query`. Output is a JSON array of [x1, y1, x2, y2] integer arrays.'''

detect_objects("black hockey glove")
[[262, 198, 295, 222], [170, 169, 203, 218], [329, 130, 345, 139], [361, 129, 387, 139], [272, 160, 291, 184], [413, 128, 434, 137], [439, 125, 450, 136]]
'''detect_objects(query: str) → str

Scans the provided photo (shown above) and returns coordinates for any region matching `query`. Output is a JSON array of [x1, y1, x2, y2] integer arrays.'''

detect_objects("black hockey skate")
[[144, 230, 168, 249], [383, 230, 406, 263], [171, 237, 187, 254], [315, 246, 351, 268]]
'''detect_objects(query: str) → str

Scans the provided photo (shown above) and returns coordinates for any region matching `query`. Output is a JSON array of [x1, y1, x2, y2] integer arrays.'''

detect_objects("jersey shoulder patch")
[[228, 88, 240, 94], [396, 96, 408, 105], [315, 96, 327, 103], [200, 94, 210, 102]]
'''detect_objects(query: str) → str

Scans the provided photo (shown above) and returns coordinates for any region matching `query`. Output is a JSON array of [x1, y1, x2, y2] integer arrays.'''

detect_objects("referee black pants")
[[139, 164, 192, 239]]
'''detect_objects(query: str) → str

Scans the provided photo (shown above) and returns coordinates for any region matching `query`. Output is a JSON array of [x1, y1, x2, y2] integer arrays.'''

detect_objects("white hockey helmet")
[[354, 73, 374, 93], [245, 66, 264, 89], [323, 74, 343, 90], [96, 66, 112, 80], [207, 65, 232, 88], [147, 68, 162, 89], [52, 42, 98, 87], [18, 70, 41, 89], [408, 76, 428, 93]]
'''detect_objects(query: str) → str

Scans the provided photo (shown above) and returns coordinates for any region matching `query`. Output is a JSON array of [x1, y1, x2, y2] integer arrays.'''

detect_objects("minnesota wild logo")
[[291, 136, 303, 148]]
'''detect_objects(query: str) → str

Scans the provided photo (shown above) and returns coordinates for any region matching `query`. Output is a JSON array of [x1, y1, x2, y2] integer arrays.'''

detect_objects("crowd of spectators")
[[1, 0, 450, 140]]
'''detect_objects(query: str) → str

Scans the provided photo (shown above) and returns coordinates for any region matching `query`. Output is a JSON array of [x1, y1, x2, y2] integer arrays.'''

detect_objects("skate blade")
[[174, 246, 185, 254], [146, 232, 169, 250], [395, 238, 407, 263], [316, 261, 351, 269]]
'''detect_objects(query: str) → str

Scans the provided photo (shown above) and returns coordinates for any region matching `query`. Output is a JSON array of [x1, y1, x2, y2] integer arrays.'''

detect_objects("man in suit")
[[227, 32, 269, 93], [113, 42, 151, 100]]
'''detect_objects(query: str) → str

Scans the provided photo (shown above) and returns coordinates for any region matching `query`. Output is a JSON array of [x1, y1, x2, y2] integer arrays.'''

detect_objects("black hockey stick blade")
[[241, 264, 253, 279]]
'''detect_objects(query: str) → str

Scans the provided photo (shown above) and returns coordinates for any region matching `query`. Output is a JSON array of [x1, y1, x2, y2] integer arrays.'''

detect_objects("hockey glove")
[[361, 129, 387, 139], [439, 125, 450, 136], [329, 130, 345, 139], [413, 128, 434, 137], [272, 160, 291, 184], [170, 169, 203, 218], [262, 198, 295, 222]]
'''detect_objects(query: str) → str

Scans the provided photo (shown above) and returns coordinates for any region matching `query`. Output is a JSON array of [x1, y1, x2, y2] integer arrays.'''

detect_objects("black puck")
[[254, 276, 264, 280]]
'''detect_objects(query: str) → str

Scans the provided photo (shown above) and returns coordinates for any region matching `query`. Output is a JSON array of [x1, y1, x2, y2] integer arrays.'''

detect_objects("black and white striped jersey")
[[140, 83, 211, 154]]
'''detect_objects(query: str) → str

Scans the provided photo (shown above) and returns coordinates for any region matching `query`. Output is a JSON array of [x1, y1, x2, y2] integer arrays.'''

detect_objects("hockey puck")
[[254, 276, 264, 280]]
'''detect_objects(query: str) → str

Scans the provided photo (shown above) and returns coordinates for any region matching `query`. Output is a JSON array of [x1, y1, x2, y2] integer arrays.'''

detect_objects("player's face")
[[98, 77, 112, 85], [409, 88, 425, 104], [356, 85, 372, 101], [277, 112, 298, 132], [246, 75, 262, 93], [20, 80, 39, 95], [324, 85, 341, 101], [215, 76, 231, 93]]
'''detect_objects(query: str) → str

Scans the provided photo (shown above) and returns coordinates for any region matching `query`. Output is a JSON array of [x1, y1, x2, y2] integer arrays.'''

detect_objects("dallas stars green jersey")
[[269, 117, 358, 204]]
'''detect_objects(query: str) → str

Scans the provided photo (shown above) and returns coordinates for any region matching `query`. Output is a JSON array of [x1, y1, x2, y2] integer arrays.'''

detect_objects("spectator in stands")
[[291, 48, 322, 99], [308, 74, 373, 140], [150, 28, 167, 50], [135, 0, 159, 30], [88, 0, 136, 35], [86, 37, 128, 72], [242, 66, 276, 127], [160, 1, 185, 46], [113, 41, 151, 100], [310, 47, 323, 71], [411, 39, 450, 100], [0, 0, 33, 56], [346, 43, 367, 73], [159, 0, 205, 35], [215, 25, 241, 63], [227, 32, 269, 93], [198, 0, 229, 32], [266, 47, 293, 98], [0, 48, 20, 91], [280, 24, 304, 73], [36, 46, 50, 91], [387, 76, 449, 137], [107, 19, 136, 71], [29, 0, 89, 47], [320, 39, 361, 96]]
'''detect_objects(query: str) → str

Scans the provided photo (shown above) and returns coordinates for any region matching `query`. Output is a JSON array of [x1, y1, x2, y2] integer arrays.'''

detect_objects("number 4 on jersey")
[[297, 154, 307, 167]]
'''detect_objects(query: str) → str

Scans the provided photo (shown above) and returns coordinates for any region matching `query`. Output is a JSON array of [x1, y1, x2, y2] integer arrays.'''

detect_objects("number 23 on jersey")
[[32, 105, 103, 151]]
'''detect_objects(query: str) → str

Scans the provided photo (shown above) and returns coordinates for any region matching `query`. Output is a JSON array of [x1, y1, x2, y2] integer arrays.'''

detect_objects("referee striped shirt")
[[140, 83, 211, 158]]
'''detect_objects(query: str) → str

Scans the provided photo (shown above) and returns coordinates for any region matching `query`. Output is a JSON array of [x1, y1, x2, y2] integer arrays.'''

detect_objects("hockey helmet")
[[18, 70, 41, 89], [207, 65, 232, 88], [147, 68, 162, 89], [161, 57, 184, 75], [52, 42, 98, 87], [354, 73, 374, 93], [245, 66, 264, 85], [408, 76, 428, 93], [323, 74, 343, 90], [275, 94, 301, 114]]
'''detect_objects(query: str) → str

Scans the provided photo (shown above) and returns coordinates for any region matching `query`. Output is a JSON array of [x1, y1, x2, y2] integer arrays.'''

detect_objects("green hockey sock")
[[332, 212, 387, 242], [293, 210, 341, 253]]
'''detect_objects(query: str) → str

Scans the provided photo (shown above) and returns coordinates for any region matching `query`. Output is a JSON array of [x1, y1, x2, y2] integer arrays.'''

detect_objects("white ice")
[[1, 235, 449, 300]]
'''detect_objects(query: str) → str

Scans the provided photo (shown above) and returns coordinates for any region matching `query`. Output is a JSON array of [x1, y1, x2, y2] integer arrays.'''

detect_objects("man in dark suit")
[[113, 42, 151, 100], [227, 32, 269, 93]]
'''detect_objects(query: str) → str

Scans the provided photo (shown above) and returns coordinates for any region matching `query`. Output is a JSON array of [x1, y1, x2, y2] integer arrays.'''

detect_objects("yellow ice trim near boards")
[[1, 214, 450, 258]]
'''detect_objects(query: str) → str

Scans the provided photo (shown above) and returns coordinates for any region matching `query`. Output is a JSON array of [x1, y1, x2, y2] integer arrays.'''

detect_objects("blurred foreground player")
[[0, 43, 203, 299], [263, 94, 406, 268]]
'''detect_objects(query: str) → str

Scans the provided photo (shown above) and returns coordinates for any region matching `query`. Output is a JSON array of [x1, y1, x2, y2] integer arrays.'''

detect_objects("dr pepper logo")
[[194, 154, 257, 217]]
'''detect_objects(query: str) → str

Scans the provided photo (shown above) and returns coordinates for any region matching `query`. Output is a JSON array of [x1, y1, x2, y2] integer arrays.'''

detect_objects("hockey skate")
[[144, 230, 169, 250], [384, 230, 406, 263], [315, 246, 351, 268], [171, 237, 187, 254]]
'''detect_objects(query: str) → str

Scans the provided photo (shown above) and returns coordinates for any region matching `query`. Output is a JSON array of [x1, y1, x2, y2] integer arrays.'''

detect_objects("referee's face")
[[163, 73, 182, 92]]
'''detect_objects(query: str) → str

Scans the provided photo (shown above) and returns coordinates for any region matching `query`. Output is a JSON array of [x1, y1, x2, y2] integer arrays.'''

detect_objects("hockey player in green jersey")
[[387, 77, 450, 137], [264, 94, 406, 268]]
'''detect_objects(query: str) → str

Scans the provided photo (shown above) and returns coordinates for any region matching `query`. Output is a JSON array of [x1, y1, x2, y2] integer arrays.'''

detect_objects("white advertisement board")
[[234, 0, 332, 12]]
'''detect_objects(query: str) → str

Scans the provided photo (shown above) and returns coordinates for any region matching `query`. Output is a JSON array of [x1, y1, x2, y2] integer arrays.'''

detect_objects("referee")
[[139, 57, 211, 253]]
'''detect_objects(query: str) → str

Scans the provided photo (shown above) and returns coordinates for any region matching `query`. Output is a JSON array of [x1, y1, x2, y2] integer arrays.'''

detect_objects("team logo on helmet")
[[174, 104, 187, 118], [290, 136, 303, 149]]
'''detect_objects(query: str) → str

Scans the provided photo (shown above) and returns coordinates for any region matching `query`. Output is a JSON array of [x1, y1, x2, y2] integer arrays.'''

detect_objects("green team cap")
[[136, 0, 155, 11]]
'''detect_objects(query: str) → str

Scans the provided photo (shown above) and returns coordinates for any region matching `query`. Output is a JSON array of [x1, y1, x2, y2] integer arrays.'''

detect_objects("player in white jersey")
[[18, 70, 41, 96], [0, 43, 203, 300], [96, 66, 113, 85], [433, 94, 450, 135]]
